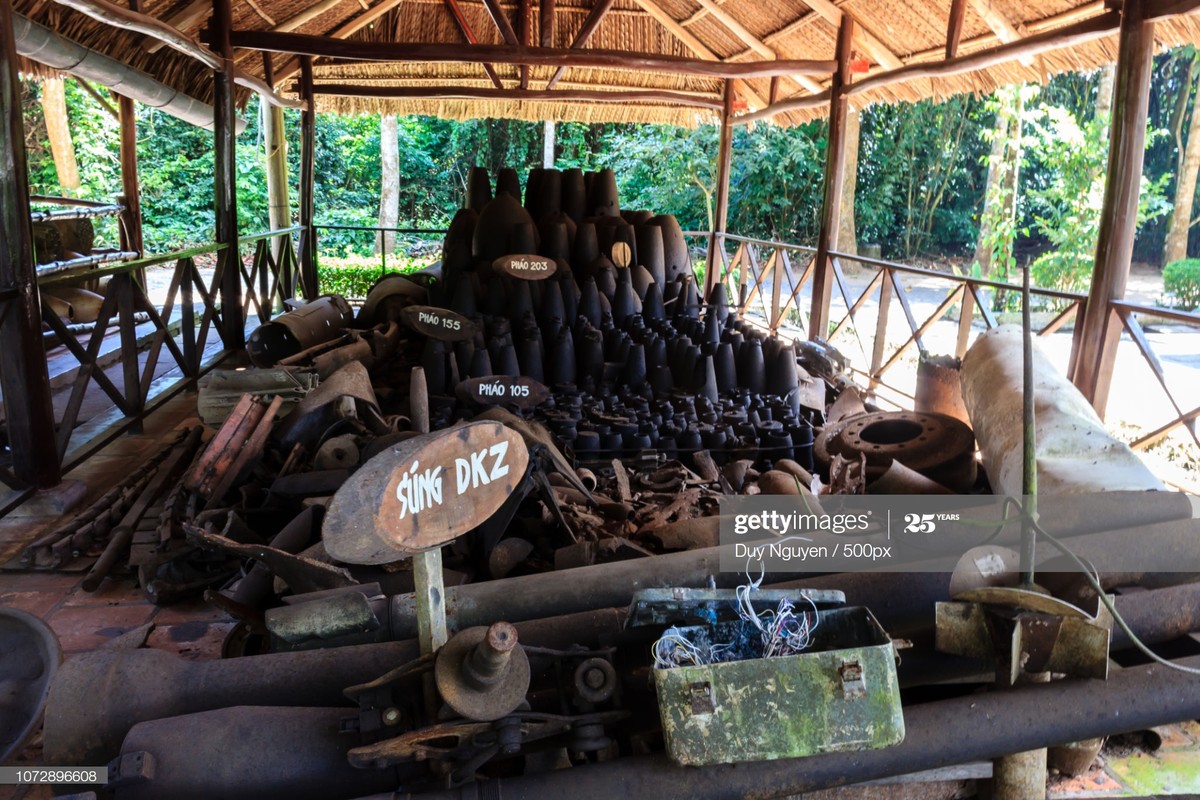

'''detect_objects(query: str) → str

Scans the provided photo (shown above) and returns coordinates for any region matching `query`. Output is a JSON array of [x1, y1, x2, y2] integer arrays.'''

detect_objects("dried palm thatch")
[[14, 0, 1200, 127]]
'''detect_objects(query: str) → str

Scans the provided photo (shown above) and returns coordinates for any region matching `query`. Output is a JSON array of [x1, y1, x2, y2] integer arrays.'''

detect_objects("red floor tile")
[[0, 573, 81, 595], [146, 620, 235, 660], [151, 598, 232, 625], [0, 590, 62, 620], [44, 604, 156, 653], [61, 577, 147, 607]]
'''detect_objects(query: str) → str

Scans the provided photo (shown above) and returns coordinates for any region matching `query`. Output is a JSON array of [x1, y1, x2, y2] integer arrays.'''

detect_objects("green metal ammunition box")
[[653, 605, 904, 765]]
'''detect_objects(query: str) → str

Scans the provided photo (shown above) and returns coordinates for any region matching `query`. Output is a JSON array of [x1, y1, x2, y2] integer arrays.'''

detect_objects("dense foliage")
[[1163, 258, 1200, 310], [19, 45, 1200, 289]]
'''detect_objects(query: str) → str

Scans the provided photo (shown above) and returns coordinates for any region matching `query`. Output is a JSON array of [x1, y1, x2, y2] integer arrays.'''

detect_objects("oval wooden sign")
[[611, 241, 631, 269], [493, 254, 557, 280], [399, 305, 477, 342], [323, 421, 530, 565], [456, 375, 550, 409]]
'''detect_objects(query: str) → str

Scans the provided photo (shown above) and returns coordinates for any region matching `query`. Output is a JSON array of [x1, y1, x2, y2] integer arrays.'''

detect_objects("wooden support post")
[[118, 96, 143, 255], [409, 366, 448, 656], [0, 0, 61, 488], [946, 0, 967, 58], [262, 53, 292, 291], [118, 0, 143, 256], [212, 0, 242, 349], [298, 56, 318, 299], [1071, 0, 1154, 414], [118, 5, 144, 259], [540, 0, 554, 47], [706, 79, 734, 299], [518, 0, 531, 89], [810, 16, 854, 342]]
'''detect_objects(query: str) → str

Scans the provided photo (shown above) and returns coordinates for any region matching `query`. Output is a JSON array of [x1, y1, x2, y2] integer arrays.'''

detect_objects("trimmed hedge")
[[317, 253, 436, 299], [1163, 258, 1200, 312]]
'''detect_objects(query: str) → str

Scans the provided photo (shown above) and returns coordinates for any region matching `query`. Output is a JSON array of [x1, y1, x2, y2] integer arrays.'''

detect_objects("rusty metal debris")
[[34, 169, 1200, 800]]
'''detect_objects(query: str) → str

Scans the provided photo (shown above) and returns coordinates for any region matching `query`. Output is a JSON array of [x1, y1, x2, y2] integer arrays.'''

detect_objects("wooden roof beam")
[[274, 0, 411, 82], [846, 10, 1119, 98], [234, 29, 838, 79], [480, 0, 528, 87], [734, 87, 830, 124], [968, 0, 1035, 65], [628, 0, 768, 109], [798, 0, 902, 70], [546, 0, 617, 89], [691, 0, 824, 94], [443, 0, 506, 90], [311, 82, 725, 109], [946, 0, 967, 58], [540, 0, 554, 46], [244, 0, 276, 27], [146, 0, 207, 53]]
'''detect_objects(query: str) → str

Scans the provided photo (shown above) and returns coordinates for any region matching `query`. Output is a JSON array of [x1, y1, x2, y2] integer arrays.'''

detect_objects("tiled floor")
[[0, 390, 230, 800]]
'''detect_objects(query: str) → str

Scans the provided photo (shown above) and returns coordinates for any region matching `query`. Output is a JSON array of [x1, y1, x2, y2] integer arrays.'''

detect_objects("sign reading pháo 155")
[[323, 421, 529, 565]]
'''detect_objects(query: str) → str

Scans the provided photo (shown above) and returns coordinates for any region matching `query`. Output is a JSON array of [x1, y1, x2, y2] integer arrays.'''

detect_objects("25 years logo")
[[903, 513, 937, 533]]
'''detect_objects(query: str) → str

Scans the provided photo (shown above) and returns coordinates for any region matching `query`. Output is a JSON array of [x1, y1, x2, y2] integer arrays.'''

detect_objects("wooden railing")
[[697, 231, 1200, 460], [0, 227, 300, 507]]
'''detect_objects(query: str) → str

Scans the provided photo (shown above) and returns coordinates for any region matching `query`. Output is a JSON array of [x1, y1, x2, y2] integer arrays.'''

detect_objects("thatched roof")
[[15, 0, 1200, 126]]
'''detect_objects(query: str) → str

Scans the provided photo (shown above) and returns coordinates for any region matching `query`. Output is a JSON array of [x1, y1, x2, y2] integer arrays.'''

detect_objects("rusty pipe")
[[385, 516, 1200, 640], [42, 607, 624, 767], [407, 654, 1200, 800]]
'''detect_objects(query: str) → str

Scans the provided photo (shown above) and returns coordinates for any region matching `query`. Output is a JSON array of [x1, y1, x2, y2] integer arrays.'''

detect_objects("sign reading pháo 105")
[[322, 422, 529, 565], [493, 254, 557, 280], [457, 375, 550, 409], [399, 305, 477, 342]]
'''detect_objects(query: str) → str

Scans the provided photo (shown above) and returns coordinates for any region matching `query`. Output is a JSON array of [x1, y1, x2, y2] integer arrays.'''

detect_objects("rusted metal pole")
[[1071, 0, 1154, 413], [705, 79, 734, 299], [0, 0, 61, 488], [44, 607, 625, 766], [213, 0, 243, 348], [410, 653, 1200, 800], [809, 15, 853, 340], [298, 56, 318, 299], [1019, 266, 1037, 587]]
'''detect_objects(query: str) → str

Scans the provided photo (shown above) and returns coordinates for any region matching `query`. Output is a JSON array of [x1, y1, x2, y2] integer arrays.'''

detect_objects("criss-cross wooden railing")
[[698, 232, 1199, 462], [0, 227, 300, 505]]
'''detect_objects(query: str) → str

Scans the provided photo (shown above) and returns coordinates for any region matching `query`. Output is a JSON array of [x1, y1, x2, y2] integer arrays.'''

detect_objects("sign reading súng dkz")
[[394, 442, 511, 520], [322, 420, 531, 564]]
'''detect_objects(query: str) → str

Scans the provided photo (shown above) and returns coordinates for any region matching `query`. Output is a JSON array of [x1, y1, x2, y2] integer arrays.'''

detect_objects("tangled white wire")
[[653, 554, 822, 669]]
